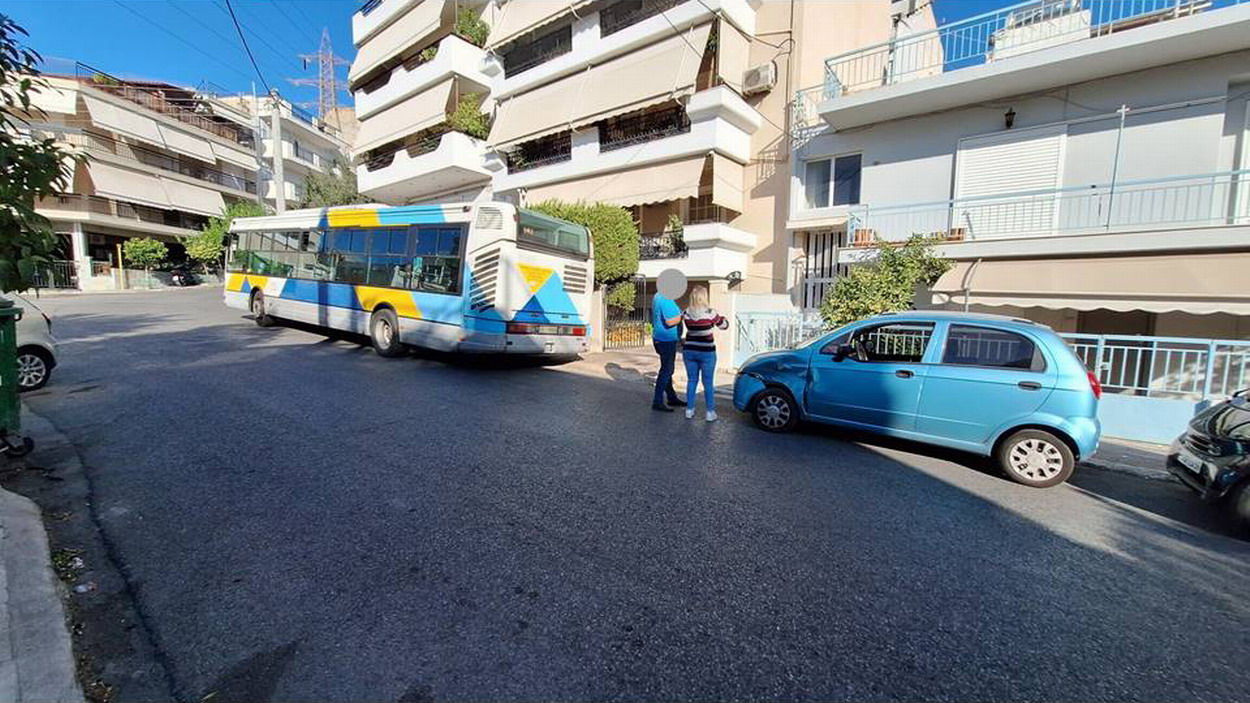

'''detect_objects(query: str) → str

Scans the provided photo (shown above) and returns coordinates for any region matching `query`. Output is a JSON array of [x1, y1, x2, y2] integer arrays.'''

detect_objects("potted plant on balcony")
[[447, 93, 490, 140], [665, 213, 686, 256], [453, 8, 489, 48]]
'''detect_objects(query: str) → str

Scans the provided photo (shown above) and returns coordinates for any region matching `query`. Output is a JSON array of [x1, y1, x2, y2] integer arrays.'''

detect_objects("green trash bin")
[[0, 299, 33, 457]]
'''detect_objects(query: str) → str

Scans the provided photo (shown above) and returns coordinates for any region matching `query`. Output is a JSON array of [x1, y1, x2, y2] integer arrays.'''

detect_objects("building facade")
[[348, 0, 919, 356], [791, 0, 1250, 339]]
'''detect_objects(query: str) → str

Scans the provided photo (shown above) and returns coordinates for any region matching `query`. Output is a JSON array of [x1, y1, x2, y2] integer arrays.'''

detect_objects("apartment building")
[[349, 0, 914, 353], [23, 64, 261, 290], [790, 0, 1250, 339], [205, 91, 354, 212]]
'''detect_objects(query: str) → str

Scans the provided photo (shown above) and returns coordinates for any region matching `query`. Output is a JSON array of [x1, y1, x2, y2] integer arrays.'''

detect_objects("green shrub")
[[819, 235, 951, 328], [528, 201, 639, 288], [418, 44, 438, 62], [188, 200, 268, 272], [453, 8, 489, 47], [123, 238, 168, 288], [447, 93, 490, 140], [605, 280, 637, 311]]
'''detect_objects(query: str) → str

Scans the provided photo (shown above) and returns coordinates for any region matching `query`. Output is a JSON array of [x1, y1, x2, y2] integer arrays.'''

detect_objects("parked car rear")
[[1166, 393, 1250, 535], [0, 293, 58, 392], [733, 311, 1101, 487]]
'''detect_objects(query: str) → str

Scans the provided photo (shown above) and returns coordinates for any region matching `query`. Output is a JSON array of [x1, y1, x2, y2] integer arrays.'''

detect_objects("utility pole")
[[269, 89, 286, 213], [289, 28, 350, 130]]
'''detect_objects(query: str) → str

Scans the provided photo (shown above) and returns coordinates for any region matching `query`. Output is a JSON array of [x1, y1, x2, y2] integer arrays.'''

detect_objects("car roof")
[[871, 310, 1053, 331]]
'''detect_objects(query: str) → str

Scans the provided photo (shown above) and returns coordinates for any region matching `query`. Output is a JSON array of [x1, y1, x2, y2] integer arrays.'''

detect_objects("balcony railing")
[[76, 63, 254, 146], [291, 142, 318, 165], [841, 170, 1250, 246], [639, 230, 688, 259], [37, 194, 210, 230], [601, 0, 687, 37], [501, 23, 572, 77], [50, 129, 257, 193], [364, 128, 448, 171], [599, 105, 691, 152], [504, 131, 572, 173], [819, 0, 1245, 100]]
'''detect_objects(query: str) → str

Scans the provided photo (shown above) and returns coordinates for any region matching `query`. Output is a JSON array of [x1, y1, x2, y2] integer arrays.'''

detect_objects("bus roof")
[[228, 202, 518, 233]]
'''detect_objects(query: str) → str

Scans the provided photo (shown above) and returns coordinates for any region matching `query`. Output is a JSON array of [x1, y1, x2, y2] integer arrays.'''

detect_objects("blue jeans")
[[653, 340, 679, 406], [683, 349, 717, 412]]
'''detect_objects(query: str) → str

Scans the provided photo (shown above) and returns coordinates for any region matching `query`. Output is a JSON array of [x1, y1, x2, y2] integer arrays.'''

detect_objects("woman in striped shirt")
[[681, 285, 730, 421]]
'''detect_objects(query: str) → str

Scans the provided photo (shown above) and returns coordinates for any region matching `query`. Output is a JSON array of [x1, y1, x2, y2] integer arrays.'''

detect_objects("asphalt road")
[[18, 288, 1250, 702]]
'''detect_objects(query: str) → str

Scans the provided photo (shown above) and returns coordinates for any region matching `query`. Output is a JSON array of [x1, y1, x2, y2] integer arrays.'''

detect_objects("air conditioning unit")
[[742, 61, 777, 96], [890, 0, 919, 18]]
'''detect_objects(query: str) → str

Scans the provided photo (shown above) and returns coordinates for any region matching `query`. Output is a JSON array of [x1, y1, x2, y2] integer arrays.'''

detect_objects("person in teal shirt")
[[651, 290, 684, 411]]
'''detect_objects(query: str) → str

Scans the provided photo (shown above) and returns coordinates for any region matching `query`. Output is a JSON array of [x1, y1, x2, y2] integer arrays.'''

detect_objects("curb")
[[1080, 458, 1175, 482], [0, 484, 83, 702]]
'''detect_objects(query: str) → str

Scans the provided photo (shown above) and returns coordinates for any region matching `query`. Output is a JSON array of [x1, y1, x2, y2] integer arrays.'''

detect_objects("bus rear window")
[[518, 210, 589, 257]]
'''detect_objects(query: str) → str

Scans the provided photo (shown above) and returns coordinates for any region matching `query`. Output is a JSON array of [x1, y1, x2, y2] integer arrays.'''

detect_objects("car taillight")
[[1087, 370, 1102, 400]]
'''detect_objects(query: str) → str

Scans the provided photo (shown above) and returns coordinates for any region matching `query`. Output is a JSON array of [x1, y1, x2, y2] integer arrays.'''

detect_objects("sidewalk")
[[567, 350, 1173, 480], [0, 485, 82, 702]]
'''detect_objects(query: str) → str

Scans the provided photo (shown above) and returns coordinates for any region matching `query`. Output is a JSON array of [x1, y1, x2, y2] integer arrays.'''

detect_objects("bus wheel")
[[251, 290, 274, 327], [370, 308, 406, 357]]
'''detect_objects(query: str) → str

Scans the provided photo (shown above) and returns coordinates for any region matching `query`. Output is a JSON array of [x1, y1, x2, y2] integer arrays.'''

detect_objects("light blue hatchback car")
[[733, 311, 1102, 487]]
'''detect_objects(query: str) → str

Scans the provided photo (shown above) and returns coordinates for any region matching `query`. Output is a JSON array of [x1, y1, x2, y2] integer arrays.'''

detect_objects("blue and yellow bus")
[[223, 202, 594, 356]]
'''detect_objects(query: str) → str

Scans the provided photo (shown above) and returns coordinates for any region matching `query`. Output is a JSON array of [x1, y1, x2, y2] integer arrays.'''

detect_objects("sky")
[[6, 0, 361, 112], [4, 0, 1015, 112]]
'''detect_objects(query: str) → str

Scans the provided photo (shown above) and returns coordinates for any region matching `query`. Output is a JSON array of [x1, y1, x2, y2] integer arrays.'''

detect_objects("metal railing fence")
[[821, 0, 1246, 100], [30, 261, 78, 289], [638, 230, 688, 260], [843, 170, 1250, 245], [1061, 333, 1250, 398]]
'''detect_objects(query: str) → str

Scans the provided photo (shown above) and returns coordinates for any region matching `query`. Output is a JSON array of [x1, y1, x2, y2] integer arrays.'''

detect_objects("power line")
[[229, 0, 308, 59], [108, 0, 253, 84], [223, 0, 272, 95], [214, 0, 301, 72], [162, 0, 254, 79], [272, 1, 322, 43], [285, 0, 325, 39]]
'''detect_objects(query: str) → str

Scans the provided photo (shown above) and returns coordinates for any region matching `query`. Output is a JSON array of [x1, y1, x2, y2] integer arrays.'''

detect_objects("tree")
[[0, 15, 81, 293], [123, 237, 168, 288], [528, 200, 640, 291], [186, 200, 267, 272], [819, 235, 952, 327], [298, 161, 365, 208]]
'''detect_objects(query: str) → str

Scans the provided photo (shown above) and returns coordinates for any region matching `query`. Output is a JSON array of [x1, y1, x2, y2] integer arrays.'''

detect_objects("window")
[[502, 24, 572, 77], [804, 160, 831, 209], [803, 154, 862, 208], [848, 322, 934, 363], [517, 211, 589, 257], [942, 325, 1043, 371]]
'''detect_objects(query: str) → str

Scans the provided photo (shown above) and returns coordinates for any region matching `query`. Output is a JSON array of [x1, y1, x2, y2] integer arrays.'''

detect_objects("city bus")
[[223, 202, 594, 356]]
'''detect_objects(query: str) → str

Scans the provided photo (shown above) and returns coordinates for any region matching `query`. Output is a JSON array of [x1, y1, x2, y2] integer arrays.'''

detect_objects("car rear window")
[[942, 325, 1044, 371]]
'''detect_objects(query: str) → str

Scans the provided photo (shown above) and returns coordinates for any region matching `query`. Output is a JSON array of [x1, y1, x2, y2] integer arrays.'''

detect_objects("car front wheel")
[[997, 429, 1075, 488], [16, 347, 52, 392], [751, 388, 799, 433]]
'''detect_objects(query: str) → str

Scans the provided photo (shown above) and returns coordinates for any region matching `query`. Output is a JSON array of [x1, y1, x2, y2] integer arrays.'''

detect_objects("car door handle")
[[895, 369, 914, 379], [1018, 381, 1042, 390]]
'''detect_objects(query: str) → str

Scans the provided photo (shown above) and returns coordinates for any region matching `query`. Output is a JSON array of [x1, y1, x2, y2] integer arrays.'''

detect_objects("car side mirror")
[[831, 343, 853, 362]]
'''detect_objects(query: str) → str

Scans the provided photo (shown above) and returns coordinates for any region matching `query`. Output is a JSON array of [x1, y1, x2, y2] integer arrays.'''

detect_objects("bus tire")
[[251, 290, 274, 327], [369, 308, 406, 357]]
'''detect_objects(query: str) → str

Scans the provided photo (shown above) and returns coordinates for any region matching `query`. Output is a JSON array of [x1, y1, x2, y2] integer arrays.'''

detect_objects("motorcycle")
[[169, 266, 200, 287]]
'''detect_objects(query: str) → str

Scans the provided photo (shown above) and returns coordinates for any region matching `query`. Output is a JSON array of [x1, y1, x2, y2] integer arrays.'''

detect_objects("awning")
[[353, 78, 454, 155], [524, 155, 706, 207], [210, 141, 258, 170], [485, 0, 592, 50], [157, 124, 216, 163], [82, 94, 164, 148], [161, 178, 226, 216], [488, 23, 713, 149], [931, 253, 1250, 315], [86, 161, 170, 209], [710, 153, 743, 212], [349, 0, 446, 83]]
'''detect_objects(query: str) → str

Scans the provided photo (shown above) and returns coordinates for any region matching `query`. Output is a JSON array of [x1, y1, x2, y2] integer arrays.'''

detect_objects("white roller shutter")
[[954, 125, 1065, 239]]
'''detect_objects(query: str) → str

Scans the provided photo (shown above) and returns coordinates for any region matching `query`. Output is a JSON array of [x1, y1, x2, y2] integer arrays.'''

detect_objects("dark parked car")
[[1167, 392, 1250, 534]]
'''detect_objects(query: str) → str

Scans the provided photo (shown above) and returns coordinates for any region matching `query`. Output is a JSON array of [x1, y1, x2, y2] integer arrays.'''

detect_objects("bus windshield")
[[517, 210, 589, 257]]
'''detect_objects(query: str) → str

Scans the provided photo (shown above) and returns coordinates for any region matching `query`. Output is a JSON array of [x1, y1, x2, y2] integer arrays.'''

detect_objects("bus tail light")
[[507, 322, 586, 336]]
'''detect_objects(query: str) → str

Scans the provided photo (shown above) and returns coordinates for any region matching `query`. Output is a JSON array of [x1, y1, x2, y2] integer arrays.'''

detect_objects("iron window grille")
[[598, 104, 691, 152], [503, 131, 572, 173], [502, 23, 573, 77], [600, 0, 687, 37]]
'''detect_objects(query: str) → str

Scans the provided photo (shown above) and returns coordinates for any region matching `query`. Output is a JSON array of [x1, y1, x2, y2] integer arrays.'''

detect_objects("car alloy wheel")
[[754, 391, 795, 432], [16, 352, 47, 391], [1007, 437, 1064, 482]]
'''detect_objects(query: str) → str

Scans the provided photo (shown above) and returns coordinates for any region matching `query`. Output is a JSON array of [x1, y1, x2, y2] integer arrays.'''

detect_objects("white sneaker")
[[706, 410, 718, 422], [684, 408, 695, 419]]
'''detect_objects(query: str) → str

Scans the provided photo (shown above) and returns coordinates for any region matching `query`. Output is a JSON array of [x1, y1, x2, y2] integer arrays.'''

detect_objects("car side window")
[[941, 325, 1044, 371], [818, 332, 850, 355], [847, 322, 935, 363]]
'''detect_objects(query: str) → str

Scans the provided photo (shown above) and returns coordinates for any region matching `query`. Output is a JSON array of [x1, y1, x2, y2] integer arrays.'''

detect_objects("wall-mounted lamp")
[[1004, 108, 1016, 129], [726, 271, 743, 286]]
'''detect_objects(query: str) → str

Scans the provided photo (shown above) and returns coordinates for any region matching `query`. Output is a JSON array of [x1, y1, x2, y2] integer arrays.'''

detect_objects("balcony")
[[501, 131, 572, 174], [836, 170, 1250, 262], [355, 35, 490, 120], [599, 104, 691, 153], [639, 230, 688, 260], [353, 0, 418, 46], [636, 222, 756, 279], [357, 130, 491, 203], [36, 194, 210, 233], [50, 129, 256, 194], [806, 0, 1250, 129], [493, 86, 759, 192]]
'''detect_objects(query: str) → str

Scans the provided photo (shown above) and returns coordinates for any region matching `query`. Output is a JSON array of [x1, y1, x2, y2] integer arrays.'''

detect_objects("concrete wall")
[[793, 50, 1250, 215]]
